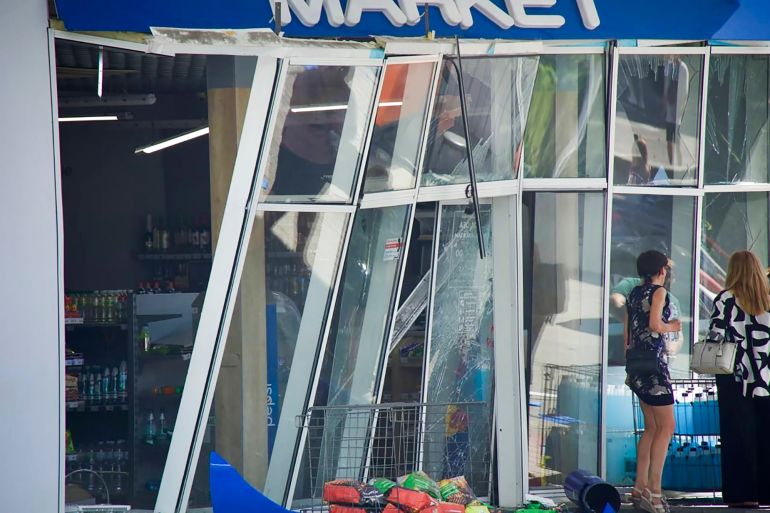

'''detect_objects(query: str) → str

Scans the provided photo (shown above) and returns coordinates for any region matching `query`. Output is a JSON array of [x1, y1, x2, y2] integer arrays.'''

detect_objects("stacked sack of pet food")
[[323, 471, 510, 513]]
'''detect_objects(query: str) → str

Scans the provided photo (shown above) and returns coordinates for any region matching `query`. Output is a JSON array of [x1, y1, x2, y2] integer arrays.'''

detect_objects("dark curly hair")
[[637, 250, 668, 282]]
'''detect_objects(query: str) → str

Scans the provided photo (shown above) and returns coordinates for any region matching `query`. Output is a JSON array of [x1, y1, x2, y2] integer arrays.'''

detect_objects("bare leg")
[[648, 404, 675, 496], [634, 401, 657, 495]]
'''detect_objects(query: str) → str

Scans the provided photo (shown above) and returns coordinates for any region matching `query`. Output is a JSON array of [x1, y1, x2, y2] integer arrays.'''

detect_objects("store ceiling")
[[55, 40, 207, 95]]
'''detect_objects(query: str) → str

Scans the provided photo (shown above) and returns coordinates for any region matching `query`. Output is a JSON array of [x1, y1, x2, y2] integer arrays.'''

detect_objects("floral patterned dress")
[[625, 283, 675, 406]]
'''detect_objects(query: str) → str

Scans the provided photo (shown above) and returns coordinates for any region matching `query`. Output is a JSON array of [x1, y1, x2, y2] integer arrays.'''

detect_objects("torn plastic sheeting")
[[149, 27, 379, 56]]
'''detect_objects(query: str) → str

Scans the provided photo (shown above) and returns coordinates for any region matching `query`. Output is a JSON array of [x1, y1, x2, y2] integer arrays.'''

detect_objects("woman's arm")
[[649, 287, 682, 334]]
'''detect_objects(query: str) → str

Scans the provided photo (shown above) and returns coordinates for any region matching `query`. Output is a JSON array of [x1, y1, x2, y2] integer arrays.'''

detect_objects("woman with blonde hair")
[[708, 250, 770, 507]]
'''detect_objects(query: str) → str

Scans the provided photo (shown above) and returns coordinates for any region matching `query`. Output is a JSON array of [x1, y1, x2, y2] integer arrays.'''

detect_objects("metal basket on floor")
[[632, 378, 721, 496], [294, 401, 492, 512]]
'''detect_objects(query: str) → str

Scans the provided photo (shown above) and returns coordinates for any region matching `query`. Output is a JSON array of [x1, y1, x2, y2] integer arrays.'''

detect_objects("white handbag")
[[690, 338, 738, 375]]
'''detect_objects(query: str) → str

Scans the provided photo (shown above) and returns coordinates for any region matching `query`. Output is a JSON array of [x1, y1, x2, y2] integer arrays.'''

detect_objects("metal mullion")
[[381, 54, 442, 65], [53, 29, 151, 54], [704, 183, 770, 193], [418, 202, 444, 472], [711, 46, 770, 55], [616, 46, 709, 56], [288, 57, 383, 67], [156, 56, 280, 513], [538, 45, 606, 55], [521, 178, 608, 191], [284, 210, 358, 508], [697, 48, 711, 189], [612, 186, 702, 197], [599, 41, 619, 481], [513, 143, 527, 502], [413, 54, 445, 191], [255, 203, 357, 213], [360, 190, 418, 209], [693, 193, 705, 358]]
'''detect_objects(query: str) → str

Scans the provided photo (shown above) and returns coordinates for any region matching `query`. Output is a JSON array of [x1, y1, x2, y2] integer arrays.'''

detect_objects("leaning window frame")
[[284, 54, 444, 509], [156, 53, 384, 513]]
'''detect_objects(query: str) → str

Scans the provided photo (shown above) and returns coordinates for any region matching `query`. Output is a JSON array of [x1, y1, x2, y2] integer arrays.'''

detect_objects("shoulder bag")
[[691, 336, 737, 375]]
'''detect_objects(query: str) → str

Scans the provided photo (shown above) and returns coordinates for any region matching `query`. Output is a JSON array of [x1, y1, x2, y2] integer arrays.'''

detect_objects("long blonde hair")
[[725, 250, 770, 316]]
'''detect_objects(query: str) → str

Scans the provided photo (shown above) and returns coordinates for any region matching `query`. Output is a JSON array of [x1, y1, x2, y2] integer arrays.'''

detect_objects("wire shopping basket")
[[294, 402, 493, 511], [632, 378, 721, 495]]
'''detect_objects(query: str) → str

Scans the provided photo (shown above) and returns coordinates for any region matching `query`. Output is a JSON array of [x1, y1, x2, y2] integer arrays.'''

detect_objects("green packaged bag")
[[438, 476, 477, 505], [465, 505, 490, 513], [368, 477, 397, 495], [397, 471, 441, 499]]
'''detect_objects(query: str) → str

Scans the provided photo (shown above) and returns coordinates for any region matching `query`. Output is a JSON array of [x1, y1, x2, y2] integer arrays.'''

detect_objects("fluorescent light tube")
[[289, 100, 403, 114], [135, 126, 210, 154], [58, 115, 119, 122], [290, 104, 348, 113]]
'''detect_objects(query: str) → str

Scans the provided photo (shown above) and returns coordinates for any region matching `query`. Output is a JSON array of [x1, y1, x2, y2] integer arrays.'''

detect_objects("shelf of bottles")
[[140, 214, 212, 256], [65, 439, 130, 501], [65, 291, 131, 328]]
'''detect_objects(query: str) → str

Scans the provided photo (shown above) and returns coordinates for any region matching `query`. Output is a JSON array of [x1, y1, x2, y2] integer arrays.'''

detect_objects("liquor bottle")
[[145, 410, 156, 445], [158, 409, 166, 440], [191, 222, 201, 249], [111, 367, 119, 401], [199, 216, 210, 250], [144, 214, 154, 252], [102, 367, 111, 403]]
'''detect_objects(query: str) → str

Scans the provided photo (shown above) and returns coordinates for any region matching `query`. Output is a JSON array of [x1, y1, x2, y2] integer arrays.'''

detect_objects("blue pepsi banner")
[[57, 0, 770, 40]]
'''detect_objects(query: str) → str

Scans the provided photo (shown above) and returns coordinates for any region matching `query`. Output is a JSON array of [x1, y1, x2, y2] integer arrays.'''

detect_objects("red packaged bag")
[[324, 480, 383, 505], [387, 487, 436, 513], [420, 503, 466, 513], [329, 506, 367, 513], [384, 505, 403, 513]]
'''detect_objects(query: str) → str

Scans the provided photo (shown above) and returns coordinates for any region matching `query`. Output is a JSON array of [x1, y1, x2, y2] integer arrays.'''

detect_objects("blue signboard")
[[55, 0, 770, 41], [265, 303, 279, 457]]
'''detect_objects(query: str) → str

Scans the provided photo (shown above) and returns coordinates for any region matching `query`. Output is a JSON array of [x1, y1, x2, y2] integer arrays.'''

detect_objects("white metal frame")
[[155, 56, 281, 513]]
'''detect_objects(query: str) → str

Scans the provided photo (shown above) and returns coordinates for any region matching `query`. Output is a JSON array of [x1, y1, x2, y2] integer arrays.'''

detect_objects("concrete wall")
[[0, 1, 62, 512]]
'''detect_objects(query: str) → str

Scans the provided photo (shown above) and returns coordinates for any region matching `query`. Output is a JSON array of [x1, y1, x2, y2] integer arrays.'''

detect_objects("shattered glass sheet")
[[705, 55, 770, 184], [421, 56, 539, 186], [700, 192, 770, 334], [423, 204, 494, 494], [613, 54, 702, 186]]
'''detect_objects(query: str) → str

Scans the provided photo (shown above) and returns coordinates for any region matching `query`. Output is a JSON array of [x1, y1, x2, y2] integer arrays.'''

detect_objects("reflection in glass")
[[700, 192, 769, 334], [424, 204, 494, 494], [292, 205, 412, 501], [421, 57, 539, 186], [706, 55, 770, 184], [608, 194, 694, 376], [259, 65, 379, 203], [605, 194, 694, 486], [364, 63, 436, 193], [523, 192, 604, 486], [524, 55, 606, 178], [614, 55, 702, 186]]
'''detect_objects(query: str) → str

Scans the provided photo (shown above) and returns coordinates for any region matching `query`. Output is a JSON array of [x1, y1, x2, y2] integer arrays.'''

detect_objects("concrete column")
[[207, 56, 269, 489], [0, 1, 61, 511]]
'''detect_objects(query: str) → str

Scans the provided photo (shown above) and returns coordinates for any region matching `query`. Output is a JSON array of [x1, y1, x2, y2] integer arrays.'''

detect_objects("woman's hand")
[[667, 319, 682, 332]]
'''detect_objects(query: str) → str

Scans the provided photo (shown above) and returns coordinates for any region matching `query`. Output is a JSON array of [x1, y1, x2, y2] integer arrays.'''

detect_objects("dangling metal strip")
[[448, 35, 486, 259]]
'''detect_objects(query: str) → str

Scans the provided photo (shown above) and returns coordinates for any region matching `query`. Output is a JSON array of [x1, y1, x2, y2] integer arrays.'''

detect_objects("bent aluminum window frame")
[[155, 55, 384, 513]]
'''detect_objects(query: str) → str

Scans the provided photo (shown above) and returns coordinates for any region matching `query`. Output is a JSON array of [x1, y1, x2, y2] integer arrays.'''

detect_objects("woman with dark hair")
[[625, 250, 680, 513], [709, 250, 770, 507]]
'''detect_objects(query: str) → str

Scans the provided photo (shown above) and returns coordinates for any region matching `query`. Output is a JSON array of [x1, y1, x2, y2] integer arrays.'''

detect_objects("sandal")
[[640, 489, 669, 513], [623, 487, 643, 507]]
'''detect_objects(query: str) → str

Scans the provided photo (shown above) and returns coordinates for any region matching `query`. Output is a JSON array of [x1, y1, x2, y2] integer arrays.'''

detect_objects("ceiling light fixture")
[[58, 115, 119, 122], [135, 126, 210, 154], [289, 100, 404, 114]]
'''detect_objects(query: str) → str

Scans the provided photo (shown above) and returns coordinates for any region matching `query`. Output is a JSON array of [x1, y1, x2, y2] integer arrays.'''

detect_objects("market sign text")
[[272, 0, 600, 30]]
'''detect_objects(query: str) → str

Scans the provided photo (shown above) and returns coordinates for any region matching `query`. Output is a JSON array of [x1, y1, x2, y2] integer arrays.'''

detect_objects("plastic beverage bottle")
[[145, 411, 156, 445], [102, 367, 111, 403], [118, 361, 128, 401]]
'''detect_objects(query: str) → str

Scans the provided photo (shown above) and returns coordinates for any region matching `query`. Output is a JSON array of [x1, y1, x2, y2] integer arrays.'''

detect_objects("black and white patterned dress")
[[708, 290, 770, 397], [625, 283, 675, 406]]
